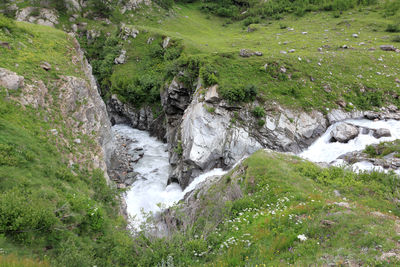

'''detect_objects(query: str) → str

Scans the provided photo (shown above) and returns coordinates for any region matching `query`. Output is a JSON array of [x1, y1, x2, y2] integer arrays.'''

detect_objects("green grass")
[[364, 139, 400, 158], [109, 3, 400, 110], [0, 16, 84, 83], [0, 16, 135, 266], [135, 150, 400, 266]]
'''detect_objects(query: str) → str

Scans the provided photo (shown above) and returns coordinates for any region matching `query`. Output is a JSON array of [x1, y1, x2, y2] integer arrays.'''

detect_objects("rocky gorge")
[[107, 76, 400, 192]]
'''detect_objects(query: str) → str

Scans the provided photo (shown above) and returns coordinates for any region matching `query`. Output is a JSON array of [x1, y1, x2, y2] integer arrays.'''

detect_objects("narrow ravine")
[[112, 125, 227, 229], [300, 119, 400, 172]]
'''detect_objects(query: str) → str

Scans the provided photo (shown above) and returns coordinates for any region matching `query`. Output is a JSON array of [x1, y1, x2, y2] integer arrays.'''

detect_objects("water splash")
[[300, 119, 400, 172]]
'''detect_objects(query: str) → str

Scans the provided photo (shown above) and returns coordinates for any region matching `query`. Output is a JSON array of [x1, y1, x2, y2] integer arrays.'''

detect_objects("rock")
[[331, 123, 359, 143], [0, 41, 10, 50], [334, 190, 341, 197], [288, 49, 296, 53], [65, 0, 81, 12], [74, 139, 81, 144], [117, 183, 126, 189], [40, 62, 51, 71], [162, 37, 171, 49], [321, 220, 335, 226], [352, 33, 359, 38], [239, 49, 254, 57], [334, 202, 350, 208], [204, 85, 220, 103], [336, 100, 347, 108], [380, 45, 396, 51], [380, 252, 398, 261], [16, 7, 59, 27], [388, 104, 398, 112], [50, 129, 58, 135], [254, 51, 263, 56], [71, 24, 78, 33], [373, 128, 391, 139], [147, 37, 154, 44], [114, 50, 127, 64], [0, 68, 24, 90], [120, 24, 139, 40], [247, 26, 256, 33]]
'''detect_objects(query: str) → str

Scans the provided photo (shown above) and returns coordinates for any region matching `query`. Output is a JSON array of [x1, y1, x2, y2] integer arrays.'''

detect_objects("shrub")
[[220, 84, 257, 103], [386, 23, 400, 33], [200, 64, 219, 87], [0, 14, 18, 33], [252, 106, 265, 118], [393, 35, 400, 42]]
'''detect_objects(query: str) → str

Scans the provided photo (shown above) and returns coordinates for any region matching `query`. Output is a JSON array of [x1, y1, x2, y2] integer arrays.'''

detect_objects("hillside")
[[1, 0, 400, 266]]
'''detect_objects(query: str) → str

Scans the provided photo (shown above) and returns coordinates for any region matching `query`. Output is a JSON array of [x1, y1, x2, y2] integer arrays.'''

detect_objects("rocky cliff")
[[0, 33, 113, 179]]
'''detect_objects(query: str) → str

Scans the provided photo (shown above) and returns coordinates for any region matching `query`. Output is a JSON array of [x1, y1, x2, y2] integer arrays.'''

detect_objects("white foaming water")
[[112, 125, 229, 228], [300, 119, 400, 171]]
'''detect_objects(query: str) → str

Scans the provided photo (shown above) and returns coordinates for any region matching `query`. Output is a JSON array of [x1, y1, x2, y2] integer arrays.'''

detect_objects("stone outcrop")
[[0, 68, 24, 91], [339, 149, 400, 171], [107, 94, 166, 141], [373, 128, 391, 139], [16, 7, 59, 27], [331, 122, 359, 143], [162, 80, 328, 188], [3, 34, 114, 180], [119, 0, 152, 13]]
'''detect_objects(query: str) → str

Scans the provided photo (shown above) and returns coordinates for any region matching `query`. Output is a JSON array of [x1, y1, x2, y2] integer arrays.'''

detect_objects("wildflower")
[[297, 234, 307, 241]]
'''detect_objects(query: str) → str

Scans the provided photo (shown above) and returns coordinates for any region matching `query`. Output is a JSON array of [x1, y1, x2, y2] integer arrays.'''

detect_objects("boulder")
[[114, 50, 127, 64], [40, 62, 52, 71], [380, 45, 396, 51], [331, 123, 359, 143], [120, 24, 139, 40], [162, 37, 171, 49], [373, 128, 391, 139], [0, 68, 24, 90], [204, 85, 220, 103], [239, 49, 254, 57]]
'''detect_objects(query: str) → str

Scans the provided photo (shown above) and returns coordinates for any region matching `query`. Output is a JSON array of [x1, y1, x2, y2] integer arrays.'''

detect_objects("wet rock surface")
[[108, 134, 142, 187]]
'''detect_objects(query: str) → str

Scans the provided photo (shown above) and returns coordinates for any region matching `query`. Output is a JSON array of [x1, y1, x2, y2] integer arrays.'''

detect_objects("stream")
[[113, 118, 400, 229], [112, 125, 228, 229], [300, 119, 400, 172]]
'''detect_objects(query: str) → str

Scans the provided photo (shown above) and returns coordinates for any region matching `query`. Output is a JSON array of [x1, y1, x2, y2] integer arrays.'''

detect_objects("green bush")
[[393, 35, 400, 42], [220, 84, 257, 103], [200, 64, 219, 87], [0, 14, 18, 33], [252, 106, 266, 118], [386, 23, 400, 32]]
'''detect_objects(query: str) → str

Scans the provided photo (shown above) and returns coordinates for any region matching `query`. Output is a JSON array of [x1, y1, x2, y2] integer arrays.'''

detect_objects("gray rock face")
[[331, 123, 359, 143], [373, 128, 391, 139], [107, 94, 166, 141], [164, 81, 328, 188], [0, 68, 24, 90]]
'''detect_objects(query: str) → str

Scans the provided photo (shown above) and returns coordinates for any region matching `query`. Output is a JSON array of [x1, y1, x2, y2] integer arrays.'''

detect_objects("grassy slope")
[[0, 18, 134, 266], [111, 3, 400, 110], [142, 150, 400, 266]]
